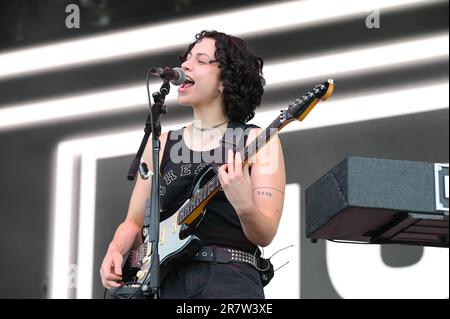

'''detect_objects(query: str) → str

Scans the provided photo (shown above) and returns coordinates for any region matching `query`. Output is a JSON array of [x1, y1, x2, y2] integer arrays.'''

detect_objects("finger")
[[234, 151, 242, 177], [217, 164, 228, 186], [100, 264, 109, 278], [105, 280, 122, 289], [113, 255, 123, 276], [218, 164, 227, 177], [227, 149, 234, 175], [106, 273, 122, 281], [243, 163, 250, 179], [100, 265, 121, 289]]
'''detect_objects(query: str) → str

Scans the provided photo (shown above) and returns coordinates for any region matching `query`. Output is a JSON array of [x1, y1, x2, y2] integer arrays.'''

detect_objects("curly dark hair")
[[180, 30, 265, 123]]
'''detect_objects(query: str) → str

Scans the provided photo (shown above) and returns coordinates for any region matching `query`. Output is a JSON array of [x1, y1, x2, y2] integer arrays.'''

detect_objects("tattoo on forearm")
[[256, 190, 272, 197], [253, 187, 284, 196]]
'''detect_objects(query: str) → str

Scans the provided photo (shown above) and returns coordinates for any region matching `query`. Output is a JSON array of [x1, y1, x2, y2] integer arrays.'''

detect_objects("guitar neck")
[[176, 79, 334, 225], [240, 117, 281, 164], [177, 118, 282, 225]]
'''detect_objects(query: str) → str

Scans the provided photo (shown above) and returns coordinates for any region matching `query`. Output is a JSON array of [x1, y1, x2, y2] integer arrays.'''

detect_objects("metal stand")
[[126, 71, 170, 298]]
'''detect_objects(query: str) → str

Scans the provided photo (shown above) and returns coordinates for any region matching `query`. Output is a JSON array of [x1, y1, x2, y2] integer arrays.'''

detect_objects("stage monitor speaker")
[[305, 156, 448, 247]]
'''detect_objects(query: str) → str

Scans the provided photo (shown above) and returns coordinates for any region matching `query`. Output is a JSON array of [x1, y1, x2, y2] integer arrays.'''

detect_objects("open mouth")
[[181, 76, 195, 89]]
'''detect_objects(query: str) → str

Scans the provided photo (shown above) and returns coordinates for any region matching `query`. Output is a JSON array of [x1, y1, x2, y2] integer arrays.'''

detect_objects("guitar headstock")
[[280, 79, 334, 124]]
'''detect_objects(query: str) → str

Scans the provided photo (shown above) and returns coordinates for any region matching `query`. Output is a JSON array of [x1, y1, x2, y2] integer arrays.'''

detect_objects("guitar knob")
[[136, 270, 146, 280]]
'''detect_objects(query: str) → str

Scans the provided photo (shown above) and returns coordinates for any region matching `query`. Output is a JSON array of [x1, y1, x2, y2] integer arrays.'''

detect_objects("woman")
[[100, 30, 286, 298]]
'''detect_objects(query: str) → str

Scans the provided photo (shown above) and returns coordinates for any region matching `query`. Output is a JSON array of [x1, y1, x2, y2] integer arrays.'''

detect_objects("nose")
[[181, 58, 191, 72]]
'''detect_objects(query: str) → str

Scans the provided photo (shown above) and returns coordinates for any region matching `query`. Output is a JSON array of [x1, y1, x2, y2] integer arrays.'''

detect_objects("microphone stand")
[[126, 70, 170, 299]]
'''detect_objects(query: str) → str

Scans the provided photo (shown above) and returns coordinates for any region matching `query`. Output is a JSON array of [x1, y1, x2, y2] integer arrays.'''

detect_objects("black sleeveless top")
[[159, 121, 259, 253]]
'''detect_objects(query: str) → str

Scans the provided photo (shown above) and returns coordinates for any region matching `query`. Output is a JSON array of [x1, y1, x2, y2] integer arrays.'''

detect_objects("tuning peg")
[[279, 109, 288, 122]]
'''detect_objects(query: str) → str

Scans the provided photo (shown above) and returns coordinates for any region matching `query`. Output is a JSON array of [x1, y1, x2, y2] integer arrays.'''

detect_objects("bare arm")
[[218, 128, 286, 247], [100, 132, 168, 288]]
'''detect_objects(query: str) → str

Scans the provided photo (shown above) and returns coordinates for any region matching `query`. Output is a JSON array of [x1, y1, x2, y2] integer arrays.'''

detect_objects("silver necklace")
[[192, 120, 228, 131]]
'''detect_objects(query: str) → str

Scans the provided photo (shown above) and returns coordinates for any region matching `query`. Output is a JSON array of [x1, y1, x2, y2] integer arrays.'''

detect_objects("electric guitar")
[[121, 79, 335, 288]]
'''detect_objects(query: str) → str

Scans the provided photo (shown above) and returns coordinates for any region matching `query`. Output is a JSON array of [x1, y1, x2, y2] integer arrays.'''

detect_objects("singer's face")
[[178, 38, 222, 107]]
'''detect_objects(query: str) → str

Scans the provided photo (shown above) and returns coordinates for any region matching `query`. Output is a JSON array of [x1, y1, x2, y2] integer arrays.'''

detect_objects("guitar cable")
[[254, 244, 294, 272]]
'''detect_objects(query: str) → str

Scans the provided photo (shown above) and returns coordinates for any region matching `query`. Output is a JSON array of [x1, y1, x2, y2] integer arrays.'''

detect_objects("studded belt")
[[191, 246, 259, 269]]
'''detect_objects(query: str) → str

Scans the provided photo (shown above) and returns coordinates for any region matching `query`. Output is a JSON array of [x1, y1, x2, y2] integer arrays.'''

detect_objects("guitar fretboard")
[[175, 80, 331, 225], [177, 118, 282, 224]]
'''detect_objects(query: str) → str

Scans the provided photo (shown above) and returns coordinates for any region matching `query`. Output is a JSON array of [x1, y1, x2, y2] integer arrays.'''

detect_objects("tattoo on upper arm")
[[253, 187, 284, 197]]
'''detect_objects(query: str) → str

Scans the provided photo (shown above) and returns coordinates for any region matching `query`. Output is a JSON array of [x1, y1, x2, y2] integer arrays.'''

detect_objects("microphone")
[[150, 67, 186, 86]]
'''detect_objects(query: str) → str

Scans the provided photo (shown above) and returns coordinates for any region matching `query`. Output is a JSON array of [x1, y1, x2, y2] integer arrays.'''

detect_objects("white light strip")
[[49, 143, 78, 298], [265, 34, 449, 87], [50, 81, 448, 298], [1, 33, 448, 132], [0, 84, 149, 132], [254, 81, 449, 131], [76, 155, 97, 299], [0, 0, 443, 79], [264, 184, 301, 299]]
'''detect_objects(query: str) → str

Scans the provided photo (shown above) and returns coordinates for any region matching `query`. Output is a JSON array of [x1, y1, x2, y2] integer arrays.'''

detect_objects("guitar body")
[[122, 165, 217, 284]]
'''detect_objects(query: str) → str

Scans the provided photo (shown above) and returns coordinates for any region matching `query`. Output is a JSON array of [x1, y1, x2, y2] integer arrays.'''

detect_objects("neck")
[[192, 100, 227, 128], [185, 101, 228, 151]]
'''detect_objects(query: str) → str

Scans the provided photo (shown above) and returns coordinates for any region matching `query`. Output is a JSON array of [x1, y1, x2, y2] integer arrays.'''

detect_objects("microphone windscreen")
[[172, 67, 186, 86]]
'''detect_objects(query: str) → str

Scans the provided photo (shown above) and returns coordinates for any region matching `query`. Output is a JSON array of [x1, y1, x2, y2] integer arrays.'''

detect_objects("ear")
[[218, 82, 224, 94]]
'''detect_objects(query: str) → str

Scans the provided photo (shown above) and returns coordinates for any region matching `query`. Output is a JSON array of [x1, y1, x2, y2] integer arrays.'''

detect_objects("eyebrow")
[[187, 52, 213, 59]]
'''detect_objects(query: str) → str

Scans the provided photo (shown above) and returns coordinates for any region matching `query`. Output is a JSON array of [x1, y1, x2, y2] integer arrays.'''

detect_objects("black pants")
[[160, 260, 265, 299]]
